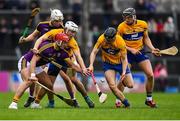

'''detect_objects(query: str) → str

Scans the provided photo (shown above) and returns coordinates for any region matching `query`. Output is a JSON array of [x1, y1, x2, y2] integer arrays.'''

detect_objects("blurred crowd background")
[[0, 0, 180, 92]]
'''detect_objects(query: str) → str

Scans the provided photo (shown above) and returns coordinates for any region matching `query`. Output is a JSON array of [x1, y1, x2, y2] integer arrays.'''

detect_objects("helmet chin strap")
[[65, 29, 68, 34]]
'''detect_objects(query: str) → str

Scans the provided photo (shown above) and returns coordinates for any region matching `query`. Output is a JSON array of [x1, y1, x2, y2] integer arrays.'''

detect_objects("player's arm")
[[29, 54, 41, 81], [33, 33, 53, 52], [19, 22, 42, 44], [143, 31, 160, 56], [120, 48, 128, 81], [33, 30, 59, 51], [19, 30, 40, 44], [73, 49, 89, 75], [125, 46, 141, 55], [64, 58, 82, 73], [88, 46, 100, 72], [88, 35, 103, 72]]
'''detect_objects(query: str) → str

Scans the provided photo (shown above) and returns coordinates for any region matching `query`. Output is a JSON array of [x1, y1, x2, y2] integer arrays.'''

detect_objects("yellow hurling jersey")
[[117, 20, 148, 50], [44, 29, 79, 57], [43, 28, 64, 40], [94, 34, 127, 64], [64, 37, 79, 57]]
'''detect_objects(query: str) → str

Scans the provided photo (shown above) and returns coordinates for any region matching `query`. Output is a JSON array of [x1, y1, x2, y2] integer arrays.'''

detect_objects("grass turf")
[[0, 92, 180, 120]]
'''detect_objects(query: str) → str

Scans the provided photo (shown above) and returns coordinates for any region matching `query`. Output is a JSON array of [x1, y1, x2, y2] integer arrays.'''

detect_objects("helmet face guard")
[[51, 20, 63, 28], [65, 21, 78, 32], [50, 9, 64, 21], [64, 21, 78, 37], [122, 8, 136, 25], [104, 27, 116, 42], [105, 36, 116, 43]]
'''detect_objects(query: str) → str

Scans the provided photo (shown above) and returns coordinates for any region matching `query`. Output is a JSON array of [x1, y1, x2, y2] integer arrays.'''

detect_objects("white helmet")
[[65, 21, 78, 32], [50, 9, 64, 21]]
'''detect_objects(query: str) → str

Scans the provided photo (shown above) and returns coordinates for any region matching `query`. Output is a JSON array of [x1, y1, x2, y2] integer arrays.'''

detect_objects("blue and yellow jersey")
[[117, 20, 148, 50], [64, 37, 79, 57], [36, 21, 64, 37], [94, 34, 127, 64], [43, 29, 79, 57]]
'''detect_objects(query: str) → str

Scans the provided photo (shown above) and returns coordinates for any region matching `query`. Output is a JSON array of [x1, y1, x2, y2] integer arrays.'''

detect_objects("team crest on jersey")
[[102, 47, 120, 55]]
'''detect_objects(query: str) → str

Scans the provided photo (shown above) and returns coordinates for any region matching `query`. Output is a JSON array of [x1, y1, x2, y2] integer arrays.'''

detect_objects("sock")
[[84, 96, 90, 101], [13, 96, 19, 103], [69, 92, 75, 99], [35, 97, 41, 104], [49, 100, 54, 105], [146, 92, 152, 101], [122, 99, 130, 107]]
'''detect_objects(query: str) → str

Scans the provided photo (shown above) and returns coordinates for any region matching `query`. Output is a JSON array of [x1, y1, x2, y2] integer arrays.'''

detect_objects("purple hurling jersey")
[[24, 41, 69, 67], [36, 21, 63, 37]]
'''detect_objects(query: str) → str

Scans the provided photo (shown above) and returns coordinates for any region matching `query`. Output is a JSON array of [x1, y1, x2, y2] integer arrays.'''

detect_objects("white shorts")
[[18, 56, 44, 74]]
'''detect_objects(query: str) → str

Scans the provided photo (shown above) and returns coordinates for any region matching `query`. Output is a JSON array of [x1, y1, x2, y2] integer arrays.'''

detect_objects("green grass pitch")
[[0, 92, 180, 120]]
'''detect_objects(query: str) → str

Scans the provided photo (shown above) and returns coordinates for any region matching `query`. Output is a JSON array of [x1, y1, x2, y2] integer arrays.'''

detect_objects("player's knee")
[[126, 83, 133, 88], [70, 77, 78, 83], [146, 74, 154, 80], [109, 84, 116, 91]]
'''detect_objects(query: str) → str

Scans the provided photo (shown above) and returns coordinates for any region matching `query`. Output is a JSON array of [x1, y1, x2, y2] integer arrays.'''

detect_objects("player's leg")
[[108, 62, 132, 108], [9, 68, 33, 109], [31, 71, 53, 108], [59, 70, 79, 107], [42, 64, 57, 108], [45, 75, 56, 108], [58, 69, 75, 99], [68, 68, 94, 108], [116, 73, 134, 107], [105, 69, 130, 107], [46, 62, 77, 108], [23, 83, 35, 107], [24, 66, 47, 107], [138, 59, 157, 108]]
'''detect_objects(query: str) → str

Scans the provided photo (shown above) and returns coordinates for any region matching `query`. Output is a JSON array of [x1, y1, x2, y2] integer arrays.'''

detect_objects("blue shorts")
[[48, 60, 68, 77], [103, 62, 131, 74], [127, 50, 149, 64]]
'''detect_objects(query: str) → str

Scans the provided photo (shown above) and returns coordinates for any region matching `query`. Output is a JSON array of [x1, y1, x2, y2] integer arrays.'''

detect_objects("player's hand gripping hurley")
[[91, 72, 107, 103], [19, 8, 40, 44]]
